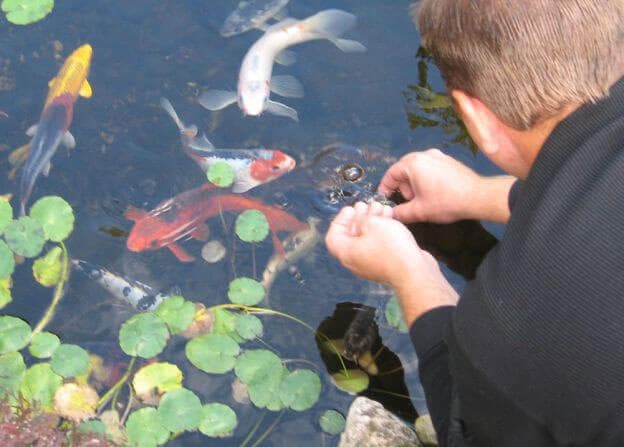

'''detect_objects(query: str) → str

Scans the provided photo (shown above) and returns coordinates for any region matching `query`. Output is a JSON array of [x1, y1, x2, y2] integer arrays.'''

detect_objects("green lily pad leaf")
[[212, 308, 244, 342], [207, 161, 235, 188], [0, 351, 25, 399], [235, 209, 269, 243], [29, 196, 74, 242], [0, 200, 12, 234], [331, 369, 370, 394], [19, 362, 62, 409], [234, 349, 283, 384], [119, 313, 169, 359], [4, 216, 45, 257], [154, 296, 194, 335], [319, 409, 345, 435], [1, 0, 54, 25], [0, 240, 15, 280], [279, 369, 321, 411], [385, 295, 408, 332], [0, 277, 11, 309], [77, 419, 108, 436], [158, 388, 202, 432], [29, 331, 60, 358], [228, 277, 265, 306], [32, 245, 63, 287], [247, 363, 288, 410], [199, 403, 237, 437], [126, 407, 170, 447], [186, 333, 240, 374], [133, 362, 183, 401], [235, 313, 263, 340], [51, 343, 89, 378], [0, 315, 31, 354]]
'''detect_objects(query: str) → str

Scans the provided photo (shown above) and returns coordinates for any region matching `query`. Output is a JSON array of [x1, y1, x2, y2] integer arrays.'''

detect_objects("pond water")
[[0, 1, 504, 445]]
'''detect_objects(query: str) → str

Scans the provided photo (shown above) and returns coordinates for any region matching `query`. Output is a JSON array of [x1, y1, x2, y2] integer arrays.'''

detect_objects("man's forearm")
[[466, 175, 516, 224]]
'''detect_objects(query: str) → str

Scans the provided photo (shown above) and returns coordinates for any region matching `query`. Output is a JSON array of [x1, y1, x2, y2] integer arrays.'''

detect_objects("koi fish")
[[199, 9, 366, 121], [19, 44, 93, 215], [71, 259, 173, 311], [124, 182, 309, 262], [160, 97, 295, 192], [220, 0, 290, 37]]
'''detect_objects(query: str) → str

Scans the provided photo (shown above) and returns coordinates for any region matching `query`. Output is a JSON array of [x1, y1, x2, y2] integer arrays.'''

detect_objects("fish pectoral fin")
[[265, 100, 299, 122], [79, 79, 93, 98], [329, 37, 367, 53], [124, 205, 147, 222], [167, 242, 195, 262], [270, 75, 304, 98], [231, 178, 256, 193], [8, 143, 30, 167], [48, 78, 56, 88], [274, 49, 297, 66], [188, 134, 215, 152], [198, 90, 237, 111], [191, 223, 210, 241], [42, 161, 52, 177], [26, 124, 38, 137], [62, 131, 76, 149]]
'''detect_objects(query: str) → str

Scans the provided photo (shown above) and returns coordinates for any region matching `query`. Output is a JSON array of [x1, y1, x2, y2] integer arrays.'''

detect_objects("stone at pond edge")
[[339, 397, 422, 447], [415, 414, 438, 446]]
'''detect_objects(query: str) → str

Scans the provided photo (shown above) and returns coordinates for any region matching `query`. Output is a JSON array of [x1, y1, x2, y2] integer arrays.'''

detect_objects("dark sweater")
[[410, 77, 624, 446]]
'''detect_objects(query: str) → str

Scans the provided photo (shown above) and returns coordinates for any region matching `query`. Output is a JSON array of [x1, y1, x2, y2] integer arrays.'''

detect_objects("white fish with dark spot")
[[220, 0, 290, 37]]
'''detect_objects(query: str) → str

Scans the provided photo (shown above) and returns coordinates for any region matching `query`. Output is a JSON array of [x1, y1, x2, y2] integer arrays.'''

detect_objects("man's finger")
[[378, 163, 414, 199], [392, 202, 424, 223], [325, 206, 355, 256]]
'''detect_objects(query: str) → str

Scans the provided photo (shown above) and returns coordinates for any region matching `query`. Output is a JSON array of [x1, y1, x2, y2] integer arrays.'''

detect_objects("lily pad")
[[53, 382, 98, 422], [385, 295, 408, 332], [279, 369, 321, 411], [0, 315, 31, 354], [186, 333, 240, 374], [247, 362, 288, 410], [234, 349, 282, 384], [32, 245, 63, 287], [133, 362, 183, 402], [331, 369, 370, 394], [207, 161, 235, 188], [201, 240, 226, 263], [199, 403, 237, 437], [154, 296, 195, 335], [212, 308, 244, 342], [235, 209, 269, 243], [0, 351, 25, 399], [30, 196, 74, 242], [319, 409, 345, 435], [119, 313, 170, 358], [0, 277, 11, 309], [4, 216, 45, 257], [228, 277, 265, 306], [29, 331, 60, 358], [157, 388, 202, 432], [19, 362, 63, 409], [51, 343, 89, 378], [1, 0, 54, 25], [235, 313, 263, 340], [126, 407, 170, 447], [77, 419, 108, 436], [0, 240, 15, 279], [0, 200, 12, 234]]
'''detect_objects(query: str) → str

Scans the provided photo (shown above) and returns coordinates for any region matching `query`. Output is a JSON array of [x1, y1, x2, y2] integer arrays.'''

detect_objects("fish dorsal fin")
[[79, 79, 93, 98], [265, 17, 298, 33], [124, 206, 147, 222]]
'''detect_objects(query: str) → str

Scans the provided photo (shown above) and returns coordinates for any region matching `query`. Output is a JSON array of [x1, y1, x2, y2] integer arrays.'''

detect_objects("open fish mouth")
[[312, 182, 393, 215]]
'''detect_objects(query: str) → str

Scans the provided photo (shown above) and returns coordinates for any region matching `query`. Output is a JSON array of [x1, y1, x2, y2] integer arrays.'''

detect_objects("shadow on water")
[[0, 1, 502, 445]]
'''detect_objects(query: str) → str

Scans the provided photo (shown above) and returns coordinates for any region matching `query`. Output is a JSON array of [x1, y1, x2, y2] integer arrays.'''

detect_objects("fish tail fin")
[[330, 38, 367, 53], [302, 9, 357, 38]]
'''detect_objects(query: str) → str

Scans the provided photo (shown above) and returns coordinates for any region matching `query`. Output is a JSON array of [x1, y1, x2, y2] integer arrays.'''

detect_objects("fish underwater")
[[160, 97, 295, 192], [220, 0, 290, 37], [18, 44, 93, 215], [200, 9, 366, 121]]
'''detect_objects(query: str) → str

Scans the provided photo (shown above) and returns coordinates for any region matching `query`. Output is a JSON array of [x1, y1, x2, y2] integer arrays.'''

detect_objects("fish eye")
[[149, 240, 159, 249], [271, 165, 280, 171], [340, 164, 364, 182]]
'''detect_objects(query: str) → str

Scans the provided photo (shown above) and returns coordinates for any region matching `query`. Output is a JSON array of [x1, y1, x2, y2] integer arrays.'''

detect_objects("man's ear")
[[450, 89, 514, 157]]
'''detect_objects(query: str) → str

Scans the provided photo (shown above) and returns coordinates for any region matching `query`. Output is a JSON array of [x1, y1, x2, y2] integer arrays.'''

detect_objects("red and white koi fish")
[[125, 182, 309, 262], [199, 9, 366, 122], [160, 97, 295, 192]]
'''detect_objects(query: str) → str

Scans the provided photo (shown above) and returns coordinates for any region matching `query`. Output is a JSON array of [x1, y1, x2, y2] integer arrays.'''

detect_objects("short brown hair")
[[413, 0, 624, 129]]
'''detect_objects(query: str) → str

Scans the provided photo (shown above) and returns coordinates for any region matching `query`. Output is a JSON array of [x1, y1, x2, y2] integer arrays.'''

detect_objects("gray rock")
[[415, 414, 438, 446], [339, 397, 422, 447]]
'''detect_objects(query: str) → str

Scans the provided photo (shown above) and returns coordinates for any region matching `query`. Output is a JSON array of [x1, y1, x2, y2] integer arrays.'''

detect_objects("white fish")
[[200, 9, 366, 122], [220, 0, 290, 37]]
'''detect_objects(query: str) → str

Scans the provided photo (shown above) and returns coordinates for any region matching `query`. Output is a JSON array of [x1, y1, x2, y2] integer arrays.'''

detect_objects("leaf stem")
[[32, 242, 69, 336], [97, 356, 136, 411]]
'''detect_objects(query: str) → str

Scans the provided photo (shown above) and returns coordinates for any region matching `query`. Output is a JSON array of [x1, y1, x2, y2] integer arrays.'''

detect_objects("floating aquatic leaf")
[[331, 369, 370, 394], [29, 331, 60, 358], [119, 313, 169, 358], [385, 295, 408, 332], [0, 277, 11, 309], [1, 0, 54, 25], [0, 315, 31, 354], [207, 161, 235, 188], [32, 245, 63, 287], [51, 343, 89, 378], [198, 403, 237, 437], [4, 216, 45, 257], [235, 313, 263, 340], [180, 304, 214, 338], [212, 307, 244, 342], [19, 362, 62, 409], [133, 362, 183, 403], [100, 409, 128, 446], [157, 388, 202, 432], [30, 196, 75, 242], [247, 362, 287, 410], [0, 351, 25, 399], [77, 419, 108, 436], [0, 200, 12, 234], [0, 240, 14, 280], [201, 240, 226, 263], [126, 407, 169, 447], [54, 382, 98, 422], [154, 296, 194, 335], [228, 277, 265, 306], [319, 409, 346, 435], [279, 369, 321, 411], [235, 209, 269, 243], [186, 333, 240, 374], [234, 349, 283, 384]]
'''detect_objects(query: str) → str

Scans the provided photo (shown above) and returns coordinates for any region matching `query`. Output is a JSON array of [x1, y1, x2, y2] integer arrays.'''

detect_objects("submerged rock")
[[339, 397, 422, 447]]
